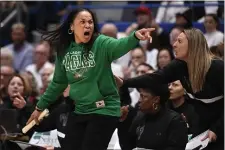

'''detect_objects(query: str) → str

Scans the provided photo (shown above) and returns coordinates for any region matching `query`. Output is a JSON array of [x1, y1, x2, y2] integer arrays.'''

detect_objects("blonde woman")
[[123, 28, 224, 150]]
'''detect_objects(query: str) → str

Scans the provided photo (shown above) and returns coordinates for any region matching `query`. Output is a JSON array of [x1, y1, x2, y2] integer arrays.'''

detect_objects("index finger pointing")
[[147, 28, 155, 32]]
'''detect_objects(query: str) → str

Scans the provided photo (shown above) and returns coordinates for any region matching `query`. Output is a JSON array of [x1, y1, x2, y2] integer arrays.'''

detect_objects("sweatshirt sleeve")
[[37, 55, 68, 110], [123, 59, 186, 88], [101, 31, 139, 62]]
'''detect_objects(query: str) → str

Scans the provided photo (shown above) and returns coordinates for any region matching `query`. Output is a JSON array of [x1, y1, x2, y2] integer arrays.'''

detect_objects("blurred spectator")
[[101, 23, 118, 39], [0, 66, 15, 101], [0, 47, 13, 67], [125, 6, 153, 35], [204, 14, 224, 48], [0, 2, 29, 47], [0, 73, 33, 150], [210, 42, 224, 59], [175, 12, 193, 29], [124, 47, 146, 79], [33, 2, 76, 30], [20, 71, 39, 106], [25, 41, 54, 91], [184, 1, 222, 23], [203, 1, 220, 16], [198, 1, 219, 22], [157, 48, 175, 70], [167, 80, 199, 137], [169, 26, 184, 46], [130, 47, 147, 71], [0, 2, 16, 11], [217, 42, 224, 59], [100, 23, 124, 78], [40, 65, 55, 95], [183, 1, 205, 22], [0, 74, 33, 131], [155, 0, 188, 23], [136, 63, 155, 76], [101, 23, 131, 68], [148, 20, 171, 50], [3, 23, 34, 72], [144, 45, 158, 70], [138, 22, 170, 67]]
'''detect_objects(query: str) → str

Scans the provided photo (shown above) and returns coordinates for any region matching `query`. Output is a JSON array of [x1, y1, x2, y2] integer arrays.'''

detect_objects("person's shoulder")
[[1, 96, 12, 109], [24, 41, 34, 49], [25, 64, 35, 72], [163, 59, 187, 70], [111, 62, 124, 78], [151, 48, 159, 54], [212, 58, 224, 63], [172, 59, 186, 64], [215, 31, 224, 37], [44, 62, 54, 68], [1, 46, 14, 56], [211, 58, 224, 70], [2, 44, 13, 50], [166, 108, 182, 120]]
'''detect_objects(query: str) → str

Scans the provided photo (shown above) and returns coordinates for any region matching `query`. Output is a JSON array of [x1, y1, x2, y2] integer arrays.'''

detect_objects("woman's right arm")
[[36, 55, 68, 110], [27, 55, 68, 125], [123, 59, 186, 88]]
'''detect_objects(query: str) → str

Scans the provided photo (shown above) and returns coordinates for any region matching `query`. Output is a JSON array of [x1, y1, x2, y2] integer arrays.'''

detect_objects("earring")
[[152, 103, 158, 111], [68, 29, 73, 34]]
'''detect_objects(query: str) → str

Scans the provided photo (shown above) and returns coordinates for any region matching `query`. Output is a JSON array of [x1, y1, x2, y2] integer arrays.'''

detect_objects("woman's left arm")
[[208, 60, 224, 141], [101, 28, 155, 62]]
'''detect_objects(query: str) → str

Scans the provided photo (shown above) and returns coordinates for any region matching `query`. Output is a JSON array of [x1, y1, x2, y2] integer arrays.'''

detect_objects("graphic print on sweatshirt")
[[62, 51, 96, 77]]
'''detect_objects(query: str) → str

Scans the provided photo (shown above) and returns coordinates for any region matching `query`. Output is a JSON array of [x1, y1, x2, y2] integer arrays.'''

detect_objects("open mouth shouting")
[[84, 31, 91, 38]]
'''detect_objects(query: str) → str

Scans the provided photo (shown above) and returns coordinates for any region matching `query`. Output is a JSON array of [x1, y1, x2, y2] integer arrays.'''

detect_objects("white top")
[[146, 49, 158, 70], [111, 62, 124, 78], [25, 61, 53, 89], [114, 51, 131, 68], [114, 33, 131, 68], [130, 88, 140, 108], [204, 31, 224, 48]]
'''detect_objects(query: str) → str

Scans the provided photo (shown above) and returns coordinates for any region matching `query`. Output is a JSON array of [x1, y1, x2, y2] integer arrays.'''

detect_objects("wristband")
[[35, 106, 43, 112]]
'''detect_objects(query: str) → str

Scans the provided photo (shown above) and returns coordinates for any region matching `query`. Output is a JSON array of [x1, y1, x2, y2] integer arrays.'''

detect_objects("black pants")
[[62, 113, 119, 150]]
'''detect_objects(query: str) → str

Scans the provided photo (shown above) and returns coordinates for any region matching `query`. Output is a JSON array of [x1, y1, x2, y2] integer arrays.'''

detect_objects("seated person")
[[128, 81, 188, 150], [167, 80, 200, 138], [0, 74, 33, 131], [0, 74, 33, 150]]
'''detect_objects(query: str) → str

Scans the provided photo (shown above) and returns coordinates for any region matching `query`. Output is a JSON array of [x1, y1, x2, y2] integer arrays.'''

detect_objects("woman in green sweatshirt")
[[26, 8, 154, 150]]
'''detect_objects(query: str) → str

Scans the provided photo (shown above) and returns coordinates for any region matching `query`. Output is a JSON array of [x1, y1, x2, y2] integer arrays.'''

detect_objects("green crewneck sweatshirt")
[[37, 32, 139, 117]]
